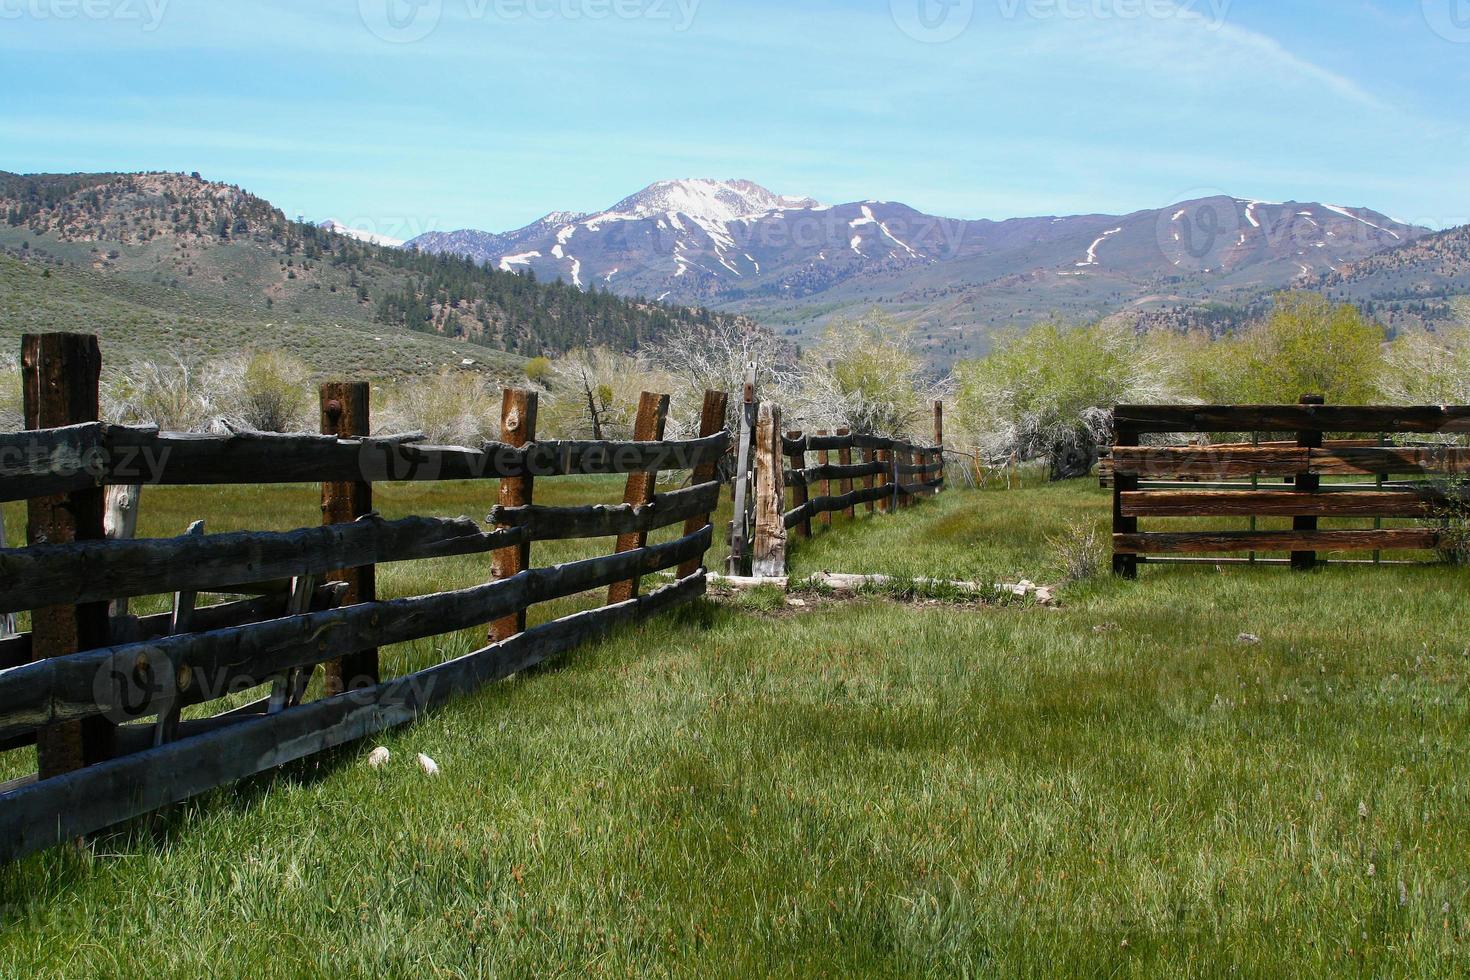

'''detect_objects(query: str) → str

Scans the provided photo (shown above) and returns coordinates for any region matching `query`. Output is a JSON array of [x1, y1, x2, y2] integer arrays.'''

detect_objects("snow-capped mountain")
[[319, 219, 405, 248], [405, 180, 1429, 364]]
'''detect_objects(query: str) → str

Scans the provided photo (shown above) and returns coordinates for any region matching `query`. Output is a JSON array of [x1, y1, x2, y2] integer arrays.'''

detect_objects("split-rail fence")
[[0, 333, 729, 861]]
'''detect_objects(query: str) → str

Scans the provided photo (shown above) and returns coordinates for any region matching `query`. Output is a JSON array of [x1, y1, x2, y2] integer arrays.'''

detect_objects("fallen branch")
[[701, 571, 1056, 605]]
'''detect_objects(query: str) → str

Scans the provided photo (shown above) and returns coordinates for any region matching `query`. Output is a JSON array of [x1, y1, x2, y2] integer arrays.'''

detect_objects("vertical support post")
[[321, 381, 379, 696], [933, 400, 945, 492], [817, 430, 832, 528], [752, 402, 787, 577], [1111, 420, 1140, 579], [23, 332, 114, 778], [0, 508, 12, 637], [489, 388, 538, 642], [899, 446, 913, 509], [1292, 393, 1325, 571], [726, 363, 756, 577], [876, 443, 893, 514], [837, 428, 855, 519], [608, 391, 670, 604], [863, 441, 877, 515], [786, 430, 811, 539], [679, 389, 729, 579]]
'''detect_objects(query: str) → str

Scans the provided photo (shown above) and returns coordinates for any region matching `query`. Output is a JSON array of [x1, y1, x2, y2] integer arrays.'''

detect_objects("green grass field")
[[3, 478, 1469, 976]]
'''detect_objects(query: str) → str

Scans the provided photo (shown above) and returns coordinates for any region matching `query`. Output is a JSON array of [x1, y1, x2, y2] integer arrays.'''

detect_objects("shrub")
[[1046, 518, 1107, 582], [102, 357, 216, 431], [377, 368, 501, 446], [523, 356, 553, 386], [956, 321, 1173, 480], [211, 351, 312, 433]]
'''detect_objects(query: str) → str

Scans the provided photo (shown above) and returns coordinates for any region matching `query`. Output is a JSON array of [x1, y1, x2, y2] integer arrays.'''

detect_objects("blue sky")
[[3, 0, 1468, 238]]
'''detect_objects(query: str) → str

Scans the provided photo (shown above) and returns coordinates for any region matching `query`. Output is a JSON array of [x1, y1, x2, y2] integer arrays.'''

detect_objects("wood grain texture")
[[1120, 489, 1449, 518], [752, 404, 788, 577], [609, 392, 670, 604], [680, 390, 729, 579], [1114, 405, 1470, 434], [1113, 529, 1441, 555]]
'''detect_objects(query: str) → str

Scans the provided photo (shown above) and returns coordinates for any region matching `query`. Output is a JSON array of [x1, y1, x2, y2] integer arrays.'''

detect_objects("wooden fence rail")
[[0, 333, 728, 862], [1111, 396, 1467, 576]]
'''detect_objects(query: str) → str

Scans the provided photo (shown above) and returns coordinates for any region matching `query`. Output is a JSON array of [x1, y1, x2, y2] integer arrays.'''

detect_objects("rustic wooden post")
[[786, 429, 812, 539], [489, 388, 538, 641], [1111, 417, 1139, 579], [899, 446, 913, 509], [320, 382, 379, 695], [726, 363, 756, 576], [864, 441, 878, 514], [837, 427, 855, 518], [679, 389, 729, 579], [608, 391, 670, 604], [933, 400, 945, 492], [0, 509, 12, 637], [752, 402, 787, 577], [876, 443, 893, 514], [23, 333, 114, 777], [1292, 394, 1325, 571], [817, 430, 832, 528]]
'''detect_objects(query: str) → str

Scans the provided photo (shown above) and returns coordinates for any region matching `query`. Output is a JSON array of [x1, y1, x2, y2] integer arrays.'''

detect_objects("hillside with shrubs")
[[0, 171, 751, 359]]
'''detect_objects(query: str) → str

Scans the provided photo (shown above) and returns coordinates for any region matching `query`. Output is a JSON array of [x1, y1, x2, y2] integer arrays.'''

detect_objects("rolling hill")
[[0, 171, 751, 376]]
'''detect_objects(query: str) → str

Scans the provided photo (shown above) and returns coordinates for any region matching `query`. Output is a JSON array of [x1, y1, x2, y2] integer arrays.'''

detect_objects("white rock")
[[417, 753, 441, 776], [1237, 633, 1262, 645], [367, 746, 391, 768]]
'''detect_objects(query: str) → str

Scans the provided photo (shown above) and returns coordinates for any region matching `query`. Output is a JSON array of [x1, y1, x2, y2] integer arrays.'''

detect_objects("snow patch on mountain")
[[319, 220, 405, 248]]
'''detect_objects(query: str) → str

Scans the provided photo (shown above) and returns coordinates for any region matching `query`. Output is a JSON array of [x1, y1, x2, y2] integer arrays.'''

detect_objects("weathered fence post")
[[864, 441, 878, 514], [0, 509, 13, 637], [837, 427, 855, 519], [817, 430, 832, 528], [1111, 415, 1139, 579], [876, 443, 893, 514], [726, 363, 756, 576], [609, 391, 671, 603], [679, 389, 729, 579], [752, 402, 787, 577], [23, 332, 115, 777], [933, 400, 945, 493], [489, 388, 538, 642], [1292, 393, 1326, 571], [786, 429, 812, 539], [321, 381, 379, 695]]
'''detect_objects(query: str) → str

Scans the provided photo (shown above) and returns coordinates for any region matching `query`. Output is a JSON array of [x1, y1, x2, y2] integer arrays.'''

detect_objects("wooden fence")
[[0, 333, 729, 861], [726, 399, 945, 577], [1111, 397, 1470, 576]]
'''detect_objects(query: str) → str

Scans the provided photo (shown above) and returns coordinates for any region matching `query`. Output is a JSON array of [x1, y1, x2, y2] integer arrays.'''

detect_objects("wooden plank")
[[837, 428, 855, 518], [1112, 445, 1470, 478], [876, 446, 893, 514], [785, 461, 887, 485], [489, 389, 537, 642], [752, 404, 788, 577], [23, 332, 115, 778], [0, 572, 706, 864], [783, 485, 890, 529], [492, 482, 720, 541], [609, 392, 670, 604], [0, 508, 12, 639], [726, 364, 756, 577], [320, 382, 377, 697], [1113, 405, 1470, 435], [0, 586, 348, 672], [1292, 395, 1325, 571], [680, 390, 729, 579], [1113, 529, 1441, 555], [1121, 489, 1448, 518], [0, 515, 513, 616], [863, 444, 877, 514], [932, 401, 944, 494], [0, 527, 712, 743], [0, 426, 732, 503]]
